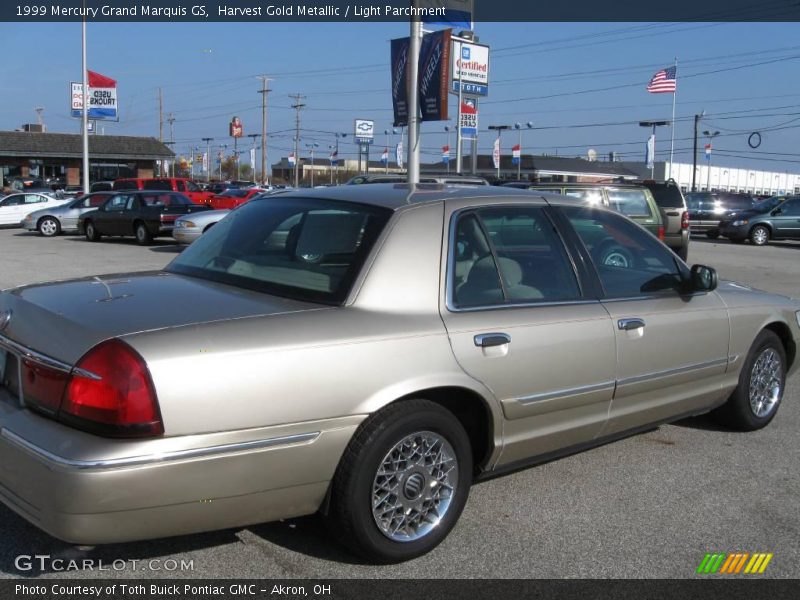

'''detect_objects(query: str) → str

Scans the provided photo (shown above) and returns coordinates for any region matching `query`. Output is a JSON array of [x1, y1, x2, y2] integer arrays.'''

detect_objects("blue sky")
[[2, 21, 799, 172]]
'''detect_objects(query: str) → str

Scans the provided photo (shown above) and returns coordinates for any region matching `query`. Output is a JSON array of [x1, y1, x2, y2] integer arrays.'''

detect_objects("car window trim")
[[444, 204, 592, 313]]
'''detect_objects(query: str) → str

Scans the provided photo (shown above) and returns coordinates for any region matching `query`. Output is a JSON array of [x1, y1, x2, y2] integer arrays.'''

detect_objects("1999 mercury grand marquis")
[[0, 185, 797, 562]]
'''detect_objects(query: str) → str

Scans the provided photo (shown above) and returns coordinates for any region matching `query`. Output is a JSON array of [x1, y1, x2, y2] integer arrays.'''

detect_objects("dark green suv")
[[718, 195, 800, 245]]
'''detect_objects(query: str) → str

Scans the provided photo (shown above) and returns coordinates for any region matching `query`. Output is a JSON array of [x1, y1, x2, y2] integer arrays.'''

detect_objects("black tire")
[[84, 220, 101, 242], [706, 230, 720, 240], [135, 222, 153, 246], [749, 225, 770, 246], [38, 217, 61, 237], [712, 330, 786, 431], [326, 399, 472, 563]]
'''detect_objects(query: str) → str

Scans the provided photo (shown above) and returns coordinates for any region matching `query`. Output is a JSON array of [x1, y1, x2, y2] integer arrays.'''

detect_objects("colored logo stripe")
[[697, 552, 773, 574]]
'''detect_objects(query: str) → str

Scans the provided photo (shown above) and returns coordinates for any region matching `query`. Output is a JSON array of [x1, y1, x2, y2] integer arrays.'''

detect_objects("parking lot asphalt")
[[0, 228, 798, 579]]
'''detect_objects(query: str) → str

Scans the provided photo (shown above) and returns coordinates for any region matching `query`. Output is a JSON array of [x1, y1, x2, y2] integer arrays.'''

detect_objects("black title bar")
[[2, 0, 800, 22]]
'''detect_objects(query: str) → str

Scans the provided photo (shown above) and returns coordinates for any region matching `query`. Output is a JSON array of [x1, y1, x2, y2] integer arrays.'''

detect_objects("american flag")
[[647, 66, 677, 94]]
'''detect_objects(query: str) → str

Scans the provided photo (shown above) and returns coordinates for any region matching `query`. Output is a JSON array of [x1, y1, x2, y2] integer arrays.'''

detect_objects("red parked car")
[[113, 178, 213, 205], [207, 187, 265, 210]]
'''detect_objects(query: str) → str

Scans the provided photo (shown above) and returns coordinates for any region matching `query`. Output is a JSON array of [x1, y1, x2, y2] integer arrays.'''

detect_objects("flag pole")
[[81, 9, 90, 194], [668, 57, 677, 181]]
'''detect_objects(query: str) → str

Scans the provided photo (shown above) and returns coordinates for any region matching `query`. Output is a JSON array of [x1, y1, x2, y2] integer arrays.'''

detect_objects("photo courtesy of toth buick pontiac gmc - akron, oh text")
[[0, 185, 798, 563]]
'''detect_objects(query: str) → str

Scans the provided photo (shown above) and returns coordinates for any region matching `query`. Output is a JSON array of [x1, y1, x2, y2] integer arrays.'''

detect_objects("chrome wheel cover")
[[752, 227, 768, 245], [371, 431, 458, 542], [86, 223, 95, 237], [603, 251, 629, 268], [137, 226, 146, 241], [749, 348, 782, 418], [40, 219, 58, 236]]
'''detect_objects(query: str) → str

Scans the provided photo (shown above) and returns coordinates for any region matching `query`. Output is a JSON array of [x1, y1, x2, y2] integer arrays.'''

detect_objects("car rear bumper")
[[689, 220, 721, 233], [0, 391, 360, 544], [663, 229, 689, 251]]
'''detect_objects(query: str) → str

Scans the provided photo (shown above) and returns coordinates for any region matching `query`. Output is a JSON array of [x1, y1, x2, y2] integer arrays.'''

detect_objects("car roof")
[[526, 181, 647, 189], [265, 183, 575, 211]]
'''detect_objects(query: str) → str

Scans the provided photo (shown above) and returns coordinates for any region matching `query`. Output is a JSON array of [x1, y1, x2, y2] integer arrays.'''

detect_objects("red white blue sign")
[[381, 148, 389, 165], [71, 71, 118, 120], [460, 98, 478, 138], [705, 143, 712, 160], [442, 145, 450, 164]]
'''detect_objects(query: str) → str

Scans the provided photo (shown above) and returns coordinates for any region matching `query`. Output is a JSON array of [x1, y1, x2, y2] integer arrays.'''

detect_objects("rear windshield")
[[647, 184, 685, 208], [113, 180, 138, 190], [140, 193, 190, 207], [219, 189, 250, 198], [167, 197, 392, 304], [143, 179, 174, 190], [605, 189, 653, 218]]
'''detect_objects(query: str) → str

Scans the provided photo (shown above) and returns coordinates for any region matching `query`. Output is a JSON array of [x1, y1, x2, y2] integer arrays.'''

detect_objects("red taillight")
[[658, 225, 665, 241], [160, 214, 177, 223], [681, 211, 690, 229], [60, 339, 163, 438]]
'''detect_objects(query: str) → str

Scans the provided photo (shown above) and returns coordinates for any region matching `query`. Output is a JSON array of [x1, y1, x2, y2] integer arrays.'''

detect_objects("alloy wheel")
[[371, 431, 458, 542], [749, 348, 783, 418], [40, 218, 58, 236]]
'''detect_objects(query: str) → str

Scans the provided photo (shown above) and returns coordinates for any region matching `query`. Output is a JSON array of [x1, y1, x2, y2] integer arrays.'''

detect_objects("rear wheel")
[[750, 225, 770, 246], [38, 217, 60, 237], [326, 399, 472, 563], [135, 222, 153, 246], [84, 220, 101, 242], [712, 330, 786, 431], [677, 245, 689, 262]]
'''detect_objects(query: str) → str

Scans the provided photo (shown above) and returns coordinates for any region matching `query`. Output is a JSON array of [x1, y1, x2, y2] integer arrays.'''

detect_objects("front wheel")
[[712, 330, 786, 431], [38, 217, 61, 237], [326, 399, 472, 563], [750, 225, 770, 246]]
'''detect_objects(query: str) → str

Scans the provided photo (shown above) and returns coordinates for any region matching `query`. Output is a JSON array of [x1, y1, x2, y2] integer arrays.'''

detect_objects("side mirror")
[[690, 264, 717, 292]]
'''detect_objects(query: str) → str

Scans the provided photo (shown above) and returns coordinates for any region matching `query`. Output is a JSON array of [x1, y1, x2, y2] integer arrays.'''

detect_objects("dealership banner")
[[418, 29, 451, 121], [390, 37, 410, 127], [70, 71, 118, 120]]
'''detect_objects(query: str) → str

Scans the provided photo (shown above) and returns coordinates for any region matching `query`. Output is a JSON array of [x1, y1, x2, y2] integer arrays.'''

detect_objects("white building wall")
[[665, 162, 800, 195]]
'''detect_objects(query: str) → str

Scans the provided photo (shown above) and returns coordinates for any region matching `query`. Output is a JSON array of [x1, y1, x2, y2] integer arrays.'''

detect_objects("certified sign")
[[451, 40, 489, 96], [354, 119, 375, 144]]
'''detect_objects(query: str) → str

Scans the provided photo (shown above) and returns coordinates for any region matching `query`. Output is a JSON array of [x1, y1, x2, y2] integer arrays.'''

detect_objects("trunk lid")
[[0, 271, 326, 366]]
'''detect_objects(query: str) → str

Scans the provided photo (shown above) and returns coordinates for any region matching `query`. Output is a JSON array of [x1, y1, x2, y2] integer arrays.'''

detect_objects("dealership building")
[[0, 130, 174, 188]]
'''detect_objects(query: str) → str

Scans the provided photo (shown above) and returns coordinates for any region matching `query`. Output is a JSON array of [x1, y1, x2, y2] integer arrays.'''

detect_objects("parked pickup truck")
[[113, 177, 214, 205], [78, 191, 211, 245]]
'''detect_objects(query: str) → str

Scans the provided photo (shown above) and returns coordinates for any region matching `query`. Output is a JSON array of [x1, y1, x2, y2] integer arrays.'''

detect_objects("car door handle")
[[474, 333, 511, 348], [618, 318, 646, 331]]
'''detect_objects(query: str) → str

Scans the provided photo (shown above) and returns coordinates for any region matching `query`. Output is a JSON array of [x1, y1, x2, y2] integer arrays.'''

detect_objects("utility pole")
[[158, 87, 164, 176], [202, 137, 213, 182], [290, 94, 306, 187], [167, 112, 176, 178], [691, 111, 705, 192], [407, 3, 421, 184], [257, 76, 272, 186]]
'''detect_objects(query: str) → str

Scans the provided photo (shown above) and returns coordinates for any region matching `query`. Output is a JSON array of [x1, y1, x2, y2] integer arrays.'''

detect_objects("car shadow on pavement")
[[247, 515, 369, 565], [672, 413, 732, 432], [149, 245, 184, 254], [0, 503, 242, 577]]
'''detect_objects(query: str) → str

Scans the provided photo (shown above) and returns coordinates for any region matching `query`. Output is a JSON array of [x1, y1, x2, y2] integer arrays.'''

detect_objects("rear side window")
[[722, 195, 755, 211], [450, 207, 581, 308], [605, 189, 653, 218], [564, 189, 604, 204]]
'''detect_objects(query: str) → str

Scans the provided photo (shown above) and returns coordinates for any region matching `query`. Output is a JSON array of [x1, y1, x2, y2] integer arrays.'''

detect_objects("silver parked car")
[[21, 192, 114, 236], [0, 185, 798, 563], [173, 209, 230, 244]]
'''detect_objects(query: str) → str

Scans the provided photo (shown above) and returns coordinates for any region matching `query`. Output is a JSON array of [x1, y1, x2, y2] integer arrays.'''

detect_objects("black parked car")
[[78, 191, 210, 245], [685, 191, 756, 239], [719, 195, 800, 246]]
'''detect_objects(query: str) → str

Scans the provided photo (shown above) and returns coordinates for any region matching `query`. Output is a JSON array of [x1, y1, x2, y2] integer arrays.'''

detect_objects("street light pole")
[[305, 142, 319, 187], [691, 111, 705, 192], [703, 130, 720, 191], [407, 4, 422, 184]]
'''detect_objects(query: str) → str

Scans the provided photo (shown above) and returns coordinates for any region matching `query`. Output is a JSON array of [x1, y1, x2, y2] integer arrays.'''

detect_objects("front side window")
[[562, 206, 686, 298], [779, 199, 800, 216], [105, 194, 131, 211], [143, 179, 172, 190], [451, 206, 581, 308], [167, 197, 391, 304], [185, 180, 200, 192]]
